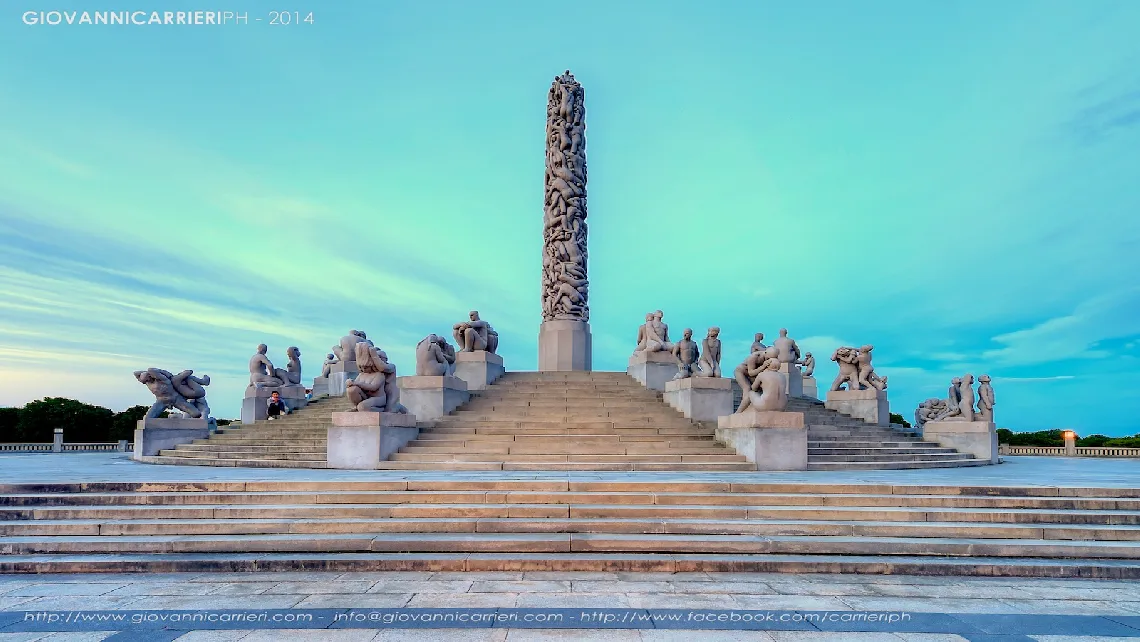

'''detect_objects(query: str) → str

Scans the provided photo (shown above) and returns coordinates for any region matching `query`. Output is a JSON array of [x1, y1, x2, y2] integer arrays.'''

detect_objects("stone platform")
[[2, 456, 1140, 578]]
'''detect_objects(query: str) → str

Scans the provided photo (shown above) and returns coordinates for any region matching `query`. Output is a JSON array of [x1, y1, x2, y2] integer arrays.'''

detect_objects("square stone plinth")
[[241, 385, 308, 424], [133, 417, 210, 459], [311, 376, 330, 397], [327, 411, 419, 469], [716, 410, 807, 471], [538, 320, 592, 371], [627, 351, 678, 391], [326, 362, 360, 397], [779, 362, 803, 398], [397, 375, 470, 421], [664, 377, 733, 421], [453, 351, 505, 391], [922, 420, 999, 464], [825, 388, 889, 426], [801, 375, 819, 400]]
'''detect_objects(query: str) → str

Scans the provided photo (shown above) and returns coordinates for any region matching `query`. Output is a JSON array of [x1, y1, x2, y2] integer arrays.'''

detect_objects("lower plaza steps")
[[2, 480, 1140, 577], [149, 372, 988, 470]]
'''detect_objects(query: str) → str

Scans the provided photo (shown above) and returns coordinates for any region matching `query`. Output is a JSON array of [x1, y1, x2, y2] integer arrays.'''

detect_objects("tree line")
[[0, 398, 231, 443], [996, 428, 1140, 448]]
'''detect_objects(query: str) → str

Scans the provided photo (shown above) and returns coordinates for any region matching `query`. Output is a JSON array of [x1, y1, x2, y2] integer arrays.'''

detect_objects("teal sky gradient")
[[2, 0, 1139, 434]]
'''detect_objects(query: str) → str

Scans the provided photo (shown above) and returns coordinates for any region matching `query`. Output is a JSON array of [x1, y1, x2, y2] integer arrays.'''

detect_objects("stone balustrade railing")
[[0, 442, 131, 453], [1000, 444, 1140, 458]]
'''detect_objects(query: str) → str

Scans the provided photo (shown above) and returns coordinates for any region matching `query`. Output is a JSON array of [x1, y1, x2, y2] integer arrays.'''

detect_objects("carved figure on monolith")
[[321, 353, 338, 378], [798, 352, 816, 377], [977, 374, 995, 422], [751, 333, 767, 354], [135, 368, 210, 419], [416, 334, 457, 377], [454, 311, 498, 353], [249, 344, 284, 387], [671, 328, 700, 380], [696, 327, 722, 377], [774, 328, 801, 364]]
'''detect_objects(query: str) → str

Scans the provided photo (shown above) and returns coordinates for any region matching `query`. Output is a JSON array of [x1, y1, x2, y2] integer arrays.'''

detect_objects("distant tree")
[[999, 429, 1065, 447], [1077, 434, 1110, 447], [889, 412, 911, 428], [15, 397, 114, 443], [0, 407, 20, 442], [111, 405, 151, 442]]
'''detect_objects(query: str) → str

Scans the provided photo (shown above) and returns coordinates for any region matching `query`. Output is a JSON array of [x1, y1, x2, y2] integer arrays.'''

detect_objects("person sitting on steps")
[[266, 391, 290, 420]]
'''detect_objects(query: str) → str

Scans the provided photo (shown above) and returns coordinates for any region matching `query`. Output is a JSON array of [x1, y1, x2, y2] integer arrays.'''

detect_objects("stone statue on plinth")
[[135, 368, 211, 419], [346, 342, 407, 413], [798, 352, 815, 377], [774, 328, 800, 365], [333, 330, 368, 367], [249, 344, 284, 388], [828, 347, 859, 392], [914, 398, 947, 430], [695, 327, 722, 377], [856, 345, 887, 391], [747, 355, 790, 412], [633, 311, 673, 355], [977, 374, 995, 422], [321, 353, 339, 378], [416, 334, 457, 377], [454, 311, 498, 353], [274, 346, 302, 386], [751, 333, 767, 354], [671, 328, 700, 380], [734, 347, 775, 414]]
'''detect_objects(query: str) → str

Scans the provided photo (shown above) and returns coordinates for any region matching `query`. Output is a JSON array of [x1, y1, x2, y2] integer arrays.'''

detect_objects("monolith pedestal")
[[664, 377, 733, 421], [825, 389, 889, 426], [453, 351, 505, 391], [398, 376, 470, 421], [922, 420, 998, 464], [133, 417, 211, 459], [538, 320, 592, 371], [628, 352, 677, 392], [801, 376, 819, 400], [327, 411, 419, 469], [311, 376, 330, 397], [779, 363, 803, 398], [716, 410, 807, 471], [326, 362, 359, 397]]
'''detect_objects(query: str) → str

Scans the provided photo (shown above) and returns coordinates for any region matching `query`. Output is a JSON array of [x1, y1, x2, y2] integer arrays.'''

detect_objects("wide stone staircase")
[[149, 371, 986, 470], [2, 479, 1139, 577]]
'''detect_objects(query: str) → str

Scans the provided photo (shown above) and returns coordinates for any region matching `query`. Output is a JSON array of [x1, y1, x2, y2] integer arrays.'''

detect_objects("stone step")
[[400, 444, 736, 455], [808, 459, 994, 470], [808, 453, 976, 462], [3, 551, 1137, 577], [421, 426, 714, 436], [413, 433, 715, 442], [388, 453, 747, 463], [176, 444, 327, 454], [374, 462, 757, 471], [140, 455, 328, 468], [4, 531, 1140, 558], [160, 450, 328, 461], [4, 517, 1139, 540]]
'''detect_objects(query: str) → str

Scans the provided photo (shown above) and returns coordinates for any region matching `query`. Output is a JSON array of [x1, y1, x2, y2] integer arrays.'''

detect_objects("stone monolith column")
[[539, 70, 592, 371]]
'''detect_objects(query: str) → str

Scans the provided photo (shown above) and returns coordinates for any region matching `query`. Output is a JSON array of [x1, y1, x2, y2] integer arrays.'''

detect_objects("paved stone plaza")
[[1, 452, 1136, 487]]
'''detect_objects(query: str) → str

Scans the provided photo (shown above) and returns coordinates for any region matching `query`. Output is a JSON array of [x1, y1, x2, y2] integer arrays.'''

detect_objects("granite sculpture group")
[[132, 368, 214, 459], [127, 69, 1006, 472]]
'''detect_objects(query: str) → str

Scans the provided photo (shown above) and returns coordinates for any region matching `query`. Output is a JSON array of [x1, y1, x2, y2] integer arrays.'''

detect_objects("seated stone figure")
[[333, 330, 368, 364], [746, 356, 789, 412], [416, 334, 457, 376], [345, 342, 407, 413], [248, 344, 284, 387], [695, 327, 722, 377], [798, 352, 815, 377], [750, 332, 766, 354], [633, 311, 673, 355], [135, 368, 211, 419], [734, 347, 776, 414], [320, 353, 339, 378], [453, 310, 499, 353], [671, 328, 700, 380], [273, 346, 302, 386]]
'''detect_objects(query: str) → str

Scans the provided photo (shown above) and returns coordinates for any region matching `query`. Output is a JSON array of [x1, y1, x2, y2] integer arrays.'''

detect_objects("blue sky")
[[1, 0, 1138, 435]]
